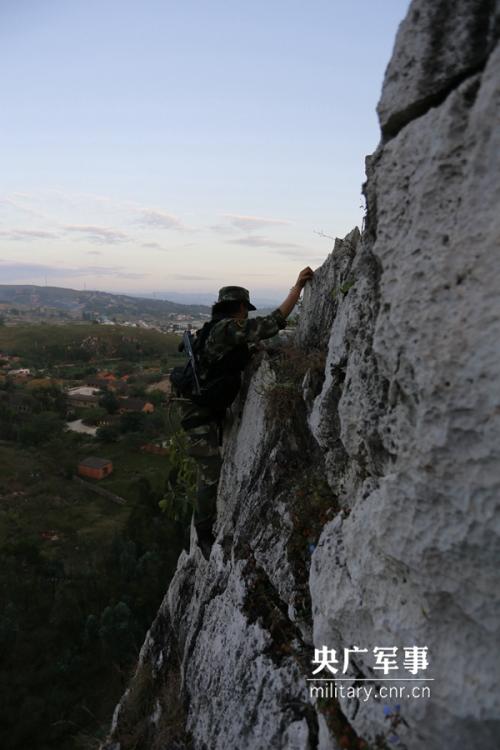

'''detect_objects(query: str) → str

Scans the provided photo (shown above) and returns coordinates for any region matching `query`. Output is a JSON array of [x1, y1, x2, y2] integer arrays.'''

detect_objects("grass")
[[330, 277, 356, 301], [281, 472, 340, 622], [0, 432, 176, 575], [263, 344, 326, 422], [111, 651, 192, 750], [0, 443, 132, 572], [79, 441, 170, 502], [0, 323, 181, 367]]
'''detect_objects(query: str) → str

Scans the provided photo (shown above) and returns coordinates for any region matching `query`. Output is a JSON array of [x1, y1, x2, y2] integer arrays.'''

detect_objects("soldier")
[[178, 266, 314, 559]]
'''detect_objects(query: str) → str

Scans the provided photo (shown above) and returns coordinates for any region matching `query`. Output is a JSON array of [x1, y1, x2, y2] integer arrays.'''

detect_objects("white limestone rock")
[[309, 36, 500, 750], [377, 0, 500, 137], [296, 226, 360, 352]]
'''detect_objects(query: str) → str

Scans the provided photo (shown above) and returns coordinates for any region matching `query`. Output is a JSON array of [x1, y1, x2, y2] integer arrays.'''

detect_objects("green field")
[[0, 443, 131, 567], [76, 440, 170, 502], [0, 435, 179, 563], [0, 323, 183, 367]]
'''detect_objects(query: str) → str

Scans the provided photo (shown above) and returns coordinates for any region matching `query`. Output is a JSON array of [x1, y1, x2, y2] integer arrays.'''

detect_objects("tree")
[[99, 389, 119, 414], [30, 384, 67, 416], [119, 411, 146, 433], [96, 424, 120, 442], [98, 601, 138, 666], [18, 411, 64, 446], [142, 410, 165, 438], [145, 390, 164, 408], [82, 614, 100, 651], [80, 406, 107, 425], [129, 384, 147, 397]]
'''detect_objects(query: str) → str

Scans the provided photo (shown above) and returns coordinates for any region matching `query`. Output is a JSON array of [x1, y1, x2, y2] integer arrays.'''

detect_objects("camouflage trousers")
[[177, 401, 223, 531]]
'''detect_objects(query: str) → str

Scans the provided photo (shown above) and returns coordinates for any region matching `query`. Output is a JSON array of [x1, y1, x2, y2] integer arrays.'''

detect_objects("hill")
[[0, 284, 211, 322]]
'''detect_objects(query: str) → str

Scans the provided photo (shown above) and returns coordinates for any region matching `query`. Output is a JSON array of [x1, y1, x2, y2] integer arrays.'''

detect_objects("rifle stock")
[[183, 330, 201, 395]]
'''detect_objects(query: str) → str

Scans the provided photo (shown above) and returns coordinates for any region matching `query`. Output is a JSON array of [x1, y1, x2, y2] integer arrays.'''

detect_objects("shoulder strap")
[[194, 319, 219, 356]]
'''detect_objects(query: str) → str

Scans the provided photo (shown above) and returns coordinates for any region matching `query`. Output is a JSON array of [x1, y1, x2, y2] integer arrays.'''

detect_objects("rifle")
[[182, 330, 201, 396]]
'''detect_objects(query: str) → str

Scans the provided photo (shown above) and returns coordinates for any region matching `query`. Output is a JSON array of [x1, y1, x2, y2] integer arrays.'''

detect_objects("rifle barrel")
[[183, 331, 201, 395]]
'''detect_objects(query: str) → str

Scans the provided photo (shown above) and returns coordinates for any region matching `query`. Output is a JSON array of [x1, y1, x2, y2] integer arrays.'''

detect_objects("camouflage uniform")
[[177, 401, 223, 535], [180, 288, 287, 547], [202, 307, 287, 362]]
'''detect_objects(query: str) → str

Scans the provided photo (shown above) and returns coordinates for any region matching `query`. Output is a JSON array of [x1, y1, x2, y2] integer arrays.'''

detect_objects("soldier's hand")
[[295, 267, 314, 289]]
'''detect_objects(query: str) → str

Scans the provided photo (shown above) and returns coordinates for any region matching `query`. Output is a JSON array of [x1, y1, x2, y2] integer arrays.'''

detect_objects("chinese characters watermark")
[[311, 645, 430, 677]]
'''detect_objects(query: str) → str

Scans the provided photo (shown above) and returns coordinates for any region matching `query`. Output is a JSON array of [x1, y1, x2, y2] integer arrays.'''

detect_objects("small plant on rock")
[[263, 344, 326, 422]]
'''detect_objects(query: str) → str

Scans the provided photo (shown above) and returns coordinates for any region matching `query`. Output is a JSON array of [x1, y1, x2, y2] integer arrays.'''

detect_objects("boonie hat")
[[217, 286, 256, 311]]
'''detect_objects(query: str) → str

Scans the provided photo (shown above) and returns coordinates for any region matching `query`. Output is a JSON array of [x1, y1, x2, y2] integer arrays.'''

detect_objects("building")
[[140, 443, 169, 456], [111, 381, 130, 396], [86, 374, 130, 394], [97, 371, 116, 382], [68, 393, 100, 408], [85, 377, 111, 390], [68, 386, 100, 397], [67, 386, 100, 409], [77, 457, 113, 480], [118, 397, 155, 414]]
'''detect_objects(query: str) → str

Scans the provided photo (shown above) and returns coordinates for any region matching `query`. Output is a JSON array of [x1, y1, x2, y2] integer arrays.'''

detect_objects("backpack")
[[170, 318, 252, 415]]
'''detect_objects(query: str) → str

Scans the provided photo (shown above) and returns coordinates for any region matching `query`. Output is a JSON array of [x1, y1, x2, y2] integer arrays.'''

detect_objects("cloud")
[[212, 214, 292, 235], [0, 193, 192, 244], [225, 234, 325, 262], [210, 224, 235, 236], [83, 266, 146, 278], [227, 235, 303, 250], [86, 250, 103, 256], [172, 274, 213, 281], [63, 224, 130, 244], [0, 228, 59, 240], [0, 197, 46, 219], [0, 260, 147, 281], [137, 210, 185, 231], [271, 249, 325, 261], [221, 213, 291, 232], [141, 241, 171, 251]]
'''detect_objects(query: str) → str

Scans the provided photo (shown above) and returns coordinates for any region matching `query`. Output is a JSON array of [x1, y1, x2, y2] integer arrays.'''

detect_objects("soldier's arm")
[[278, 267, 314, 318], [236, 308, 287, 344], [228, 266, 314, 346]]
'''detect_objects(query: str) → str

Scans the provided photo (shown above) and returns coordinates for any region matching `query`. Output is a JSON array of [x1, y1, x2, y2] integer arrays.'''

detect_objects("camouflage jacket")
[[201, 308, 287, 365]]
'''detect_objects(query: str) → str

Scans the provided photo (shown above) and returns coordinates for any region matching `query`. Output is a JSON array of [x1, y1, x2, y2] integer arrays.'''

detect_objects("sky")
[[0, 0, 410, 306]]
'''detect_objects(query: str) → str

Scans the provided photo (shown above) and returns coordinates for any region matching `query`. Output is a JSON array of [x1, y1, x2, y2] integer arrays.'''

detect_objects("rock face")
[[377, 0, 500, 137], [101, 1, 500, 748]]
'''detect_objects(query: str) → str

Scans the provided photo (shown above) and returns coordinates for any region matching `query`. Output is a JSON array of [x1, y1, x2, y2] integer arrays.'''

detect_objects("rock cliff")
[[101, 1, 500, 748]]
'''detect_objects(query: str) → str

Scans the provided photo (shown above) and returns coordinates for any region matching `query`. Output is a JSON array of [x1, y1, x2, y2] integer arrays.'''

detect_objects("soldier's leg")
[[176, 403, 222, 552], [185, 420, 221, 524]]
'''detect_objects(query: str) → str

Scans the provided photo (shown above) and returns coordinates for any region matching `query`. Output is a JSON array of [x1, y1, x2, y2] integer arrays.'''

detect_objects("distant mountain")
[[0, 284, 211, 320], [129, 290, 282, 308]]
